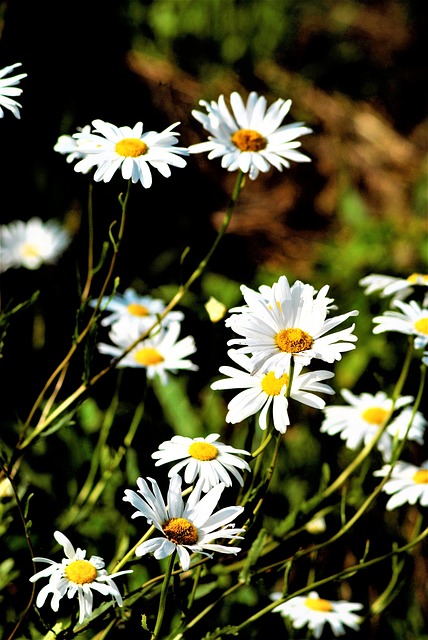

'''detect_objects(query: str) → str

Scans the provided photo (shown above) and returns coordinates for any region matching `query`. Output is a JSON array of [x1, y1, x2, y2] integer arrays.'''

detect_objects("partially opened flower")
[[97, 319, 198, 384], [321, 390, 427, 462], [73, 119, 188, 187], [211, 350, 334, 434], [372, 299, 428, 349], [151, 433, 251, 492], [91, 288, 184, 329], [270, 590, 363, 638], [189, 91, 312, 180], [0, 217, 71, 272], [374, 460, 428, 510], [123, 474, 244, 571], [226, 276, 358, 375], [0, 62, 27, 119], [359, 272, 428, 301], [54, 125, 92, 166], [29, 530, 132, 624]]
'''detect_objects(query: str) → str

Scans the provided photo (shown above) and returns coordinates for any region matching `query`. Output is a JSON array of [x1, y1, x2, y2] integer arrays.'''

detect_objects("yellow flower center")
[[407, 273, 428, 284], [65, 559, 97, 585], [304, 597, 333, 612], [162, 517, 198, 545], [275, 328, 314, 353], [413, 469, 428, 484], [261, 371, 289, 396], [134, 347, 164, 366], [127, 303, 150, 317], [20, 243, 41, 258], [231, 129, 267, 152], [414, 317, 428, 335], [361, 406, 388, 425], [115, 138, 148, 157], [188, 441, 219, 461]]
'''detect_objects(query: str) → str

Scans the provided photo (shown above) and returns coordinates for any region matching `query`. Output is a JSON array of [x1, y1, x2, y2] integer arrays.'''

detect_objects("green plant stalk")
[[81, 178, 95, 304], [17, 171, 246, 452], [151, 551, 176, 640]]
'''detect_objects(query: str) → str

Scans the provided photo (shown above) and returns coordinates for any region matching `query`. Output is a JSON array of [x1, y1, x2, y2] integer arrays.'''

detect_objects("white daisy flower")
[[54, 125, 92, 166], [321, 390, 427, 462], [372, 299, 428, 350], [226, 276, 358, 375], [97, 318, 198, 384], [0, 217, 71, 273], [211, 350, 334, 434], [123, 474, 245, 571], [29, 530, 132, 624], [374, 460, 428, 510], [359, 272, 428, 301], [151, 433, 251, 492], [270, 590, 363, 638], [91, 288, 184, 329], [188, 91, 312, 180], [73, 119, 188, 188], [0, 62, 27, 119]]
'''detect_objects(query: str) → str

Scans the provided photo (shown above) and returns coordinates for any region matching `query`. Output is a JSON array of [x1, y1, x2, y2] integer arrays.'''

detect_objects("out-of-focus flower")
[[73, 119, 188, 187], [374, 460, 428, 510], [360, 272, 428, 302], [90, 288, 184, 329], [226, 276, 358, 375], [205, 296, 227, 323], [0, 63, 27, 119], [270, 590, 363, 638], [123, 474, 244, 571], [97, 318, 198, 384], [422, 350, 428, 366], [54, 125, 92, 166], [211, 349, 334, 434], [0, 217, 71, 272], [189, 91, 312, 180], [152, 433, 251, 492], [29, 531, 131, 624], [321, 390, 426, 461], [372, 299, 428, 350]]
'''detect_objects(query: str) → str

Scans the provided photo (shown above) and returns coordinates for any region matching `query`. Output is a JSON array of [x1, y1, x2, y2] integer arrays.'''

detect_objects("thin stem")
[[81, 178, 95, 303], [151, 551, 176, 640]]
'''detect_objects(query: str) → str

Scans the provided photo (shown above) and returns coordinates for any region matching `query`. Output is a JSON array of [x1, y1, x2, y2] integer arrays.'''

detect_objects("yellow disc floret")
[[134, 347, 164, 366], [188, 441, 218, 461], [162, 517, 198, 545], [361, 407, 389, 425], [275, 328, 313, 353], [231, 129, 267, 152], [65, 559, 97, 585], [261, 372, 289, 396], [115, 138, 148, 157], [304, 597, 333, 612], [127, 303, 150, 317], [413, 469, 428, 484], [414, 317, 428, 335], [407, 273, 428, 284], [20, 243, 41, 258]]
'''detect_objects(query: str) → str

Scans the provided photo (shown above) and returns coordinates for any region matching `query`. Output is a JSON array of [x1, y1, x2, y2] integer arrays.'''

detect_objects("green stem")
[[151, 551, 176, 640]]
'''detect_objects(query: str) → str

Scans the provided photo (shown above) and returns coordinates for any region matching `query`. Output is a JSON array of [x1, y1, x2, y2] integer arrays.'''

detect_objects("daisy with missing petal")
[[123, 474, 244, 571], [320, 390, 427, 462], [91, 288, 184, 329], [270, 590, 363, 638], [211, 350, 335, 434], [372, 299, 428, 349], [54, 125, 92, 166], [73, 119, 188, 188], [374, 460, 428, 510], [226, 275, 358, 376], [29, 530, 132, 624], [0, 217, 71, 273], [360, 272, 428, 301], [0, 63, 27, 119], [188, 91, 312, 180], [97, 318, 198, 384], [151, 433, 251, 492]]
